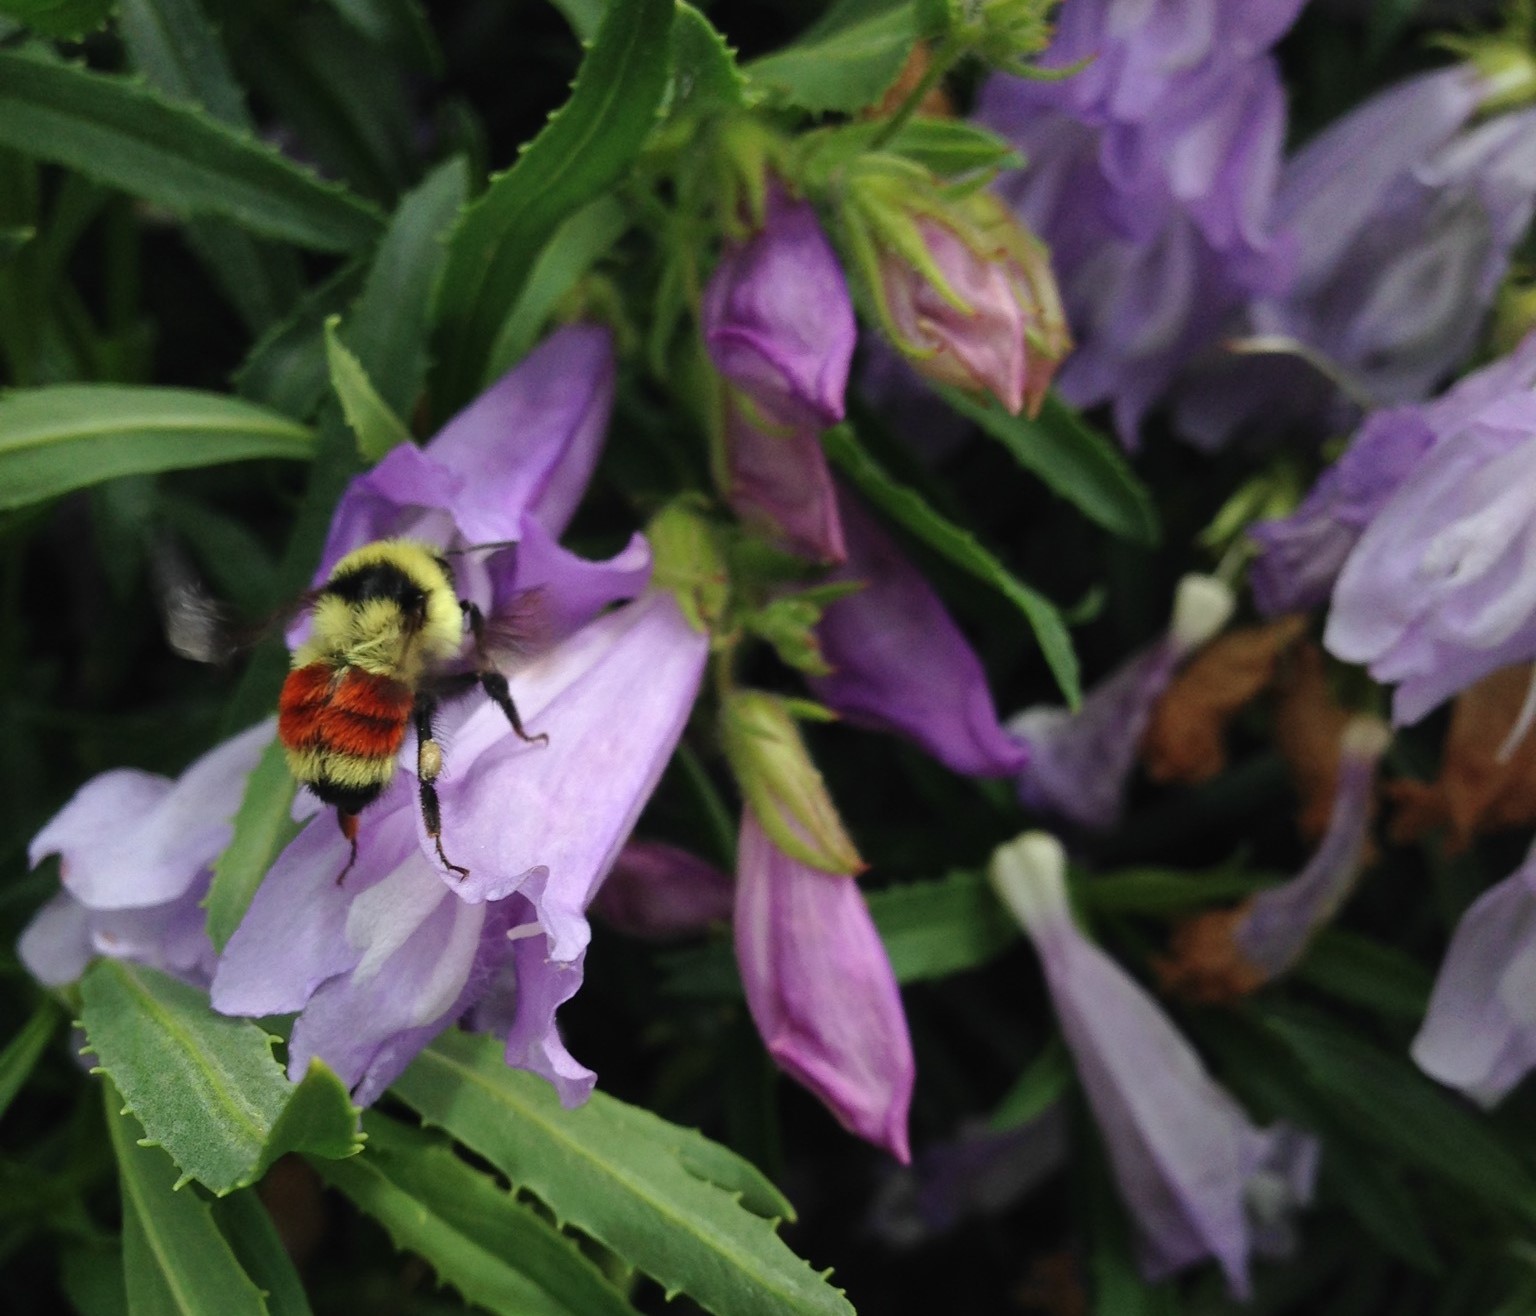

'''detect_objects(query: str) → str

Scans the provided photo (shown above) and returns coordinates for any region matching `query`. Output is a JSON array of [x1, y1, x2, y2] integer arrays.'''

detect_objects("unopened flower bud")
[[647, 497, 730, 633]]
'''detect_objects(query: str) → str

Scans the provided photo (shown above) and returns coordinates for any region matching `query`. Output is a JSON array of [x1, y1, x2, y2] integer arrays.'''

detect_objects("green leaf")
[[746, 0, 918, 113], [234, 260, 368, 419], [0, 0, 112, 39], [80, 961, 362, 1194], [1264, 1007, 1536, 1220], [431, 0, 673, 410], [205, 735, 300, 953], [1074, 864, 1274, 915], [211, 1191, 314, 1316], [885, 117, 1022, 177], [546, 0, 606, 42], [395, 1031, 852, 1316], [59, 1240, 128, 1316], [669, 2, 746, 117], [870, 870, 1020, 980], [314, 1113, 637, 1316], [942, 390, 1159, 544], [486, 194, 629, 378], [0, 998, 61, 1122], [0, 48, 382, 252], [324, 317, 413, 460], [106, 1080, 269, 1316], [824, 423, 1080, 705], [989, 1036, 1072, 1131], [1295, 928, 1433, 1020], [0, 385, 314, 510]]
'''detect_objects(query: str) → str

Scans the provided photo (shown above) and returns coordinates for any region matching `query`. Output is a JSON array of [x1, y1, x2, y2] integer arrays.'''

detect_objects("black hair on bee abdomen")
[[309, 778, 384, 815]]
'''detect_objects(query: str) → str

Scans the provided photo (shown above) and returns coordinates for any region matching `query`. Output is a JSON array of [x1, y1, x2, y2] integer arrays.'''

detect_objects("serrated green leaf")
[[431, 0, 673, 410], [0, 385, 314, 510], [205, 735, 300, 953], [0, 0, 112, 39], [746, 0, 918, 113], [486, 194, 628, 378], [80, 961, 361, 1193], [106, 1080, 269, 1316], [0, 48, 382, 251], [394, 1031, 850, 1316], [823, 423, 1080, 705], [324, 317, 413, 461], [669, 2, 746, 117], [315, 1112, 637, 1316], [0, 998, 61, 1122], [211, 1190, 314, 1316], [942, 389, 1160, 544]]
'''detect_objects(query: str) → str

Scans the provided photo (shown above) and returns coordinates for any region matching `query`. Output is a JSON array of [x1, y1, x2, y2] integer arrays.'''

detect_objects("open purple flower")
[[1324, 335, 1536, 724], [734, 808, 914, 1162], [21, 720, 273, 989], [989, 832, 1317, 1296], [1413, 838, 1536, 1107], [1251, 330, 1536, 616], [213, 326, 710, 1103], [703, 181, 856, 431], [808, 485, 1025, 778], [1011, 575, 1234, 828]]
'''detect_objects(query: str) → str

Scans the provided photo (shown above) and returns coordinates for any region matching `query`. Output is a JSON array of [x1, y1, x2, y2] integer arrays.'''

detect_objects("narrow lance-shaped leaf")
[[0, 0, 112, 39], [0, 385, 314, 511], [81, 960, 361, 1194], [324, 316, 413, 460], [105, 1080, 269, 1316], [823, 423, 1081, 705], [394, 1031, 853, 1316], [211, 1191, 314, 1316], [0, 998, 61, 1122], [746, 0, 920, 114], [205, 735, 300, 953], [313, 1112, 638, 1316], [0, 48, 383, 252], [431, 0, 673, 410]]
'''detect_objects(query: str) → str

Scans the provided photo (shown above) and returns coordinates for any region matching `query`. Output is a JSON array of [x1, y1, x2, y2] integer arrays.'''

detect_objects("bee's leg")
[[413, 691, 470, 881], [459, 599, 547, 746], [335, 810, 360, 885]]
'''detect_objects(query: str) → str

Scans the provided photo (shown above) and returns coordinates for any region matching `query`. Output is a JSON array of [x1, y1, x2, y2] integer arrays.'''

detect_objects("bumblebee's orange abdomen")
[[278, 663, 413, 767]]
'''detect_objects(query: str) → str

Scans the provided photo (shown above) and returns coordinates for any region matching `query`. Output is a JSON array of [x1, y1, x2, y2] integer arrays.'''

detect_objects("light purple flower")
[[1176, 67, 1536, 447], [989, 832, 1317, 1297], [702, 181, 856, 431], [1251, 330, 1536, 616], [21, 720, 273, 988], [1010, 575, 1234, 828], [807, 485, 1025, 778], [1413, 838, 1536, 1107], [1324, 339, 1536, 724], [589, 840, 734, 941], [721, 396, 846, 564], [213, 326, 710, 1104], [734, 808, 914, 1162]]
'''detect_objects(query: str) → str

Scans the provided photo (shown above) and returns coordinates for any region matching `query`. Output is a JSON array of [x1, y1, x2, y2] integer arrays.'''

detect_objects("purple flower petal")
[[721, 399, 846, 564], [590, 841, 734, 940], [502, 926, 595, 1107], [18, 893, 94, 987], [734, 809, 914, 1162], [808, 487, 1025, 778]]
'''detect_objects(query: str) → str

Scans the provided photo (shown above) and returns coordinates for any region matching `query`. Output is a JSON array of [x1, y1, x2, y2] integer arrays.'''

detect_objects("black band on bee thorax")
[[323, 562, 429, 620]]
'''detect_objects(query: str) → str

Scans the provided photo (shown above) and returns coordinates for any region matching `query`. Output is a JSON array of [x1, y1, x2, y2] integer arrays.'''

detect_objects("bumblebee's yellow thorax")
[[294, 539, 464, 681]]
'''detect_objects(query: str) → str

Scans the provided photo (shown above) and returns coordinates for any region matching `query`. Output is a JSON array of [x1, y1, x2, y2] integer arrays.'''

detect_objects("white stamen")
[[505, 922, 546, 944]]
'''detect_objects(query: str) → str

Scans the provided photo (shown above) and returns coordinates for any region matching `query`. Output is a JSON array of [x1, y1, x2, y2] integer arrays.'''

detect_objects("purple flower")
[[588, 841, 734, 941], [1324, 336, 1536, 724], [1251, 330, 1536, 616], [734, 808, 914, 1162], [21, 720, 273, 989], [1176, 67, 1536, 447], [702, 182, 856, 431], [807, 485, 1025, 778], [1413, 838, 1536, 1107], [976, 1, 1299, 447], [213, 327, 710, 1104], [989, 832, 1317, 1297], [721, 396, 846, 564], [1010, 575, 1234, 828]]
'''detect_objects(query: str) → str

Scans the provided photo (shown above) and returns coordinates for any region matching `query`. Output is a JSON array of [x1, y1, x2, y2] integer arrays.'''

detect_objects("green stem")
[[868, 37, 964, 150]]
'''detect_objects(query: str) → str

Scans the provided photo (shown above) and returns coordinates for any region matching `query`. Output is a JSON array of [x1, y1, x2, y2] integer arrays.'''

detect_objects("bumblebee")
[[276, 538, 543, 882]]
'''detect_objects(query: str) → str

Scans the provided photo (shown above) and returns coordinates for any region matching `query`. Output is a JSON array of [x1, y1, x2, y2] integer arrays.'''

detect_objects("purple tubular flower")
[[722, 396, 846, 564], [703, 182, 856, 431], [734, 808, 914, 1162], [807, 485, 1025, 778], [1176, 68, 1536, 447], [1324, 336, 1536, 724], [21, 720, 273, 988], [1412, 839, 1536, 1107], [1251, 331, 1536, 616], [1011, 575, 1234, 828], [1234, 718, 1388, 978], [989, 832, 1317, 1297], [589, 841, 734, 941]]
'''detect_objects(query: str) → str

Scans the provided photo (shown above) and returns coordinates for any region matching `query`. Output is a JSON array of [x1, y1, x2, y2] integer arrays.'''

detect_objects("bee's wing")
[[154, 540, 321, 665], [478, 587, 552, 665]]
